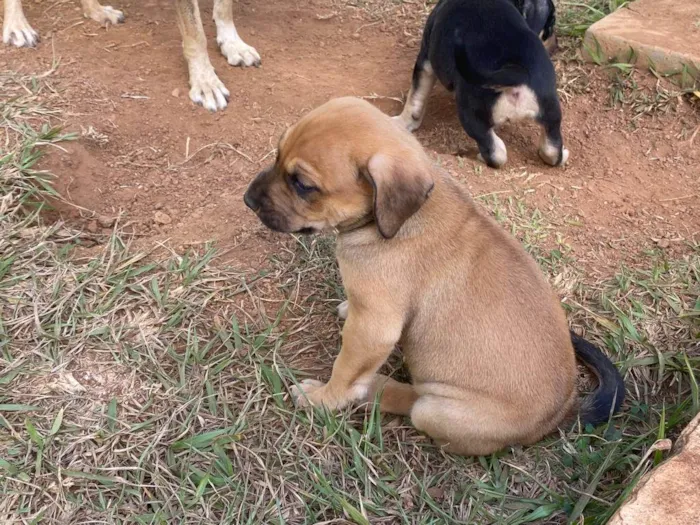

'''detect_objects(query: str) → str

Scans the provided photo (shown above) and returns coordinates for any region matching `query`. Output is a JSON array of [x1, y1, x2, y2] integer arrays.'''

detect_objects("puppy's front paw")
[[337, 300, 349, 320], [218, 34, 261, 67], [84, 5, 125, 26], [2, 15, 39, 47], [290, 379, 328, 408], [188, 63, 230, 112]]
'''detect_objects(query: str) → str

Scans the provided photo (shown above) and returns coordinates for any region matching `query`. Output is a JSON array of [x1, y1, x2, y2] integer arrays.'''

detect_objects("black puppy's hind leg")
[[458, 106, 508, 169], [394, 47, 436, 132], [537, 97, 569, 167]]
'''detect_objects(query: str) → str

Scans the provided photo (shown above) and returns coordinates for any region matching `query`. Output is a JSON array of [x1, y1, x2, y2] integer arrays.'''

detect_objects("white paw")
[[337, 300, 349, 320], [392, 114, 420, 133], [189, 65, 230, 112], [539, 146, 570, 167], [3, 15, 39, 47], [84, 5, 125, 26], [290, 379, 326, 407], [218, 34, 261, 67], [560, 148, 570, 166]]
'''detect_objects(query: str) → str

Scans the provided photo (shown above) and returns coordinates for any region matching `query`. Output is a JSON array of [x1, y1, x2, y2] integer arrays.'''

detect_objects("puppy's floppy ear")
[[364, 153, 434, 239]]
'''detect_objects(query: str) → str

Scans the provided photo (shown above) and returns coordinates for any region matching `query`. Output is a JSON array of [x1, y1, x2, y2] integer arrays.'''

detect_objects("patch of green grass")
[[558, 0, 628, 38], [2, 64, 699, 525]]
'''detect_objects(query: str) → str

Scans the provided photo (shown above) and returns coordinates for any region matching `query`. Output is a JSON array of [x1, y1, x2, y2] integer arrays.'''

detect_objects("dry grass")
[[2, 5, 700, 524]]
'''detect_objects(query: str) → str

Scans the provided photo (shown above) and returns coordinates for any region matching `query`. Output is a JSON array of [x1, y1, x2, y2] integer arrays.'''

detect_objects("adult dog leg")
[[213, 0, 260, 67], [175, 0, 229, 111], [3, 0, 38, 47], [81, 0, 124, 27]]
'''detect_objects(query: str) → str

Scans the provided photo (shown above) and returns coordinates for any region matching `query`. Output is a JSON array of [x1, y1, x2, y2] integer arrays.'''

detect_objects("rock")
[[97, 215, 115, 228], [86, 220, 99, 234], [583, 0, 700, 79], [426, 486, 445, 501], [154, 211, 172, 225], [608, 412, 700, 525], [171, 88, 180, 98]]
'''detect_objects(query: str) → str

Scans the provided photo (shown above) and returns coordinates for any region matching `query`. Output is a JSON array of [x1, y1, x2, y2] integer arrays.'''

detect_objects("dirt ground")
[[2, 0, 699, 273]]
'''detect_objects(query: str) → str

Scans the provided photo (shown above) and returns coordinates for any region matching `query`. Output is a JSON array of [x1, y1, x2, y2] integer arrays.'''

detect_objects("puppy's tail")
[[571, 331, 625, 425], [454, 30, 529, 88], [542, 0, 557, 42]]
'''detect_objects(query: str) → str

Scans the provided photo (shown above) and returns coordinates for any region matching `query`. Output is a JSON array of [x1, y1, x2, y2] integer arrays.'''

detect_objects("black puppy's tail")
[[571, 331, 625, 425], [542, 0, 557, 42], [454, 30, 529, 87]]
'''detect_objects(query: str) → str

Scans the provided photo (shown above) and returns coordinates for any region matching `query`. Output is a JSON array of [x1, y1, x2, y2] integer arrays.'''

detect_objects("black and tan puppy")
[[394, 0, 568, 169], [244, 97, 624, 456]]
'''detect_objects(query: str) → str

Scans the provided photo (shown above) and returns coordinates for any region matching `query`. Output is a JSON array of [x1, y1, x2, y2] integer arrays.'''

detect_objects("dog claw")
[[85, 5, 125, 26], [290, 379, 326, 407], [218, 36, 261, 68], [3, 18, 39, 47], [189, 66, 230, 112]]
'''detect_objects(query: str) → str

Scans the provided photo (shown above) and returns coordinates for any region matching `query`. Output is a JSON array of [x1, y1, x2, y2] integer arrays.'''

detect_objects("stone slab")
[[607, 412, 700, 525], [583, 0, 700, 80]]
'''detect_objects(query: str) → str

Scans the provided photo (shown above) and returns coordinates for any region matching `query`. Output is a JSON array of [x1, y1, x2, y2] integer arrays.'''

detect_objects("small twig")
[[660, 194, 697, 202], [315, 12, 337, 20], [120, 93, 149, 100], [474, 190, 512, 199]]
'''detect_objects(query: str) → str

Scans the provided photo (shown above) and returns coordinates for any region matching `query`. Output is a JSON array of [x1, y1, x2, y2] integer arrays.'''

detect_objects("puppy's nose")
[[243, 189, 259, 211]]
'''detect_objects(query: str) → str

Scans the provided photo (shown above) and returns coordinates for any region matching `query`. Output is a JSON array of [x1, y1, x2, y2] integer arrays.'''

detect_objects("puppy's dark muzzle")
[[243, 189, 259, 212], [244, 168, 272, 212]]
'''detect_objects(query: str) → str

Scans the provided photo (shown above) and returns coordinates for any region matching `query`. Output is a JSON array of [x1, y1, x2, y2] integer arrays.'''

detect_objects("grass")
[[2, 6, 700, 525], [557, 0, 628, 38]]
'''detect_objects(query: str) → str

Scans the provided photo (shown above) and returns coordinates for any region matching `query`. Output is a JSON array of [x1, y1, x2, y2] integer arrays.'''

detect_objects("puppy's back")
[[401, 175, 576, 424], [426, 0, 554, 89]]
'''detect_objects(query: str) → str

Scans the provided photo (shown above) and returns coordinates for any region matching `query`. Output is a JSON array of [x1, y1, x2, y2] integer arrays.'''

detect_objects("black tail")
[[454, 30, 529, 87], [542, 0, 557, 42], [571, 331, 625, 425]]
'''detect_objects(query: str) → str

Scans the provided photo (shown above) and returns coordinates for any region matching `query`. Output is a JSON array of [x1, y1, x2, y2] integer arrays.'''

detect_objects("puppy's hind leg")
[[175, 0, 229, 112], [393, 49, 436, 132], [81, 0, 124, 27], [537, 97, 569, 167], [370, 375, 419, 416], [457, 106, 507, 168], [411, 385, 533, 456], [213, 0, 260, 67], [3, 0, 38, 47]]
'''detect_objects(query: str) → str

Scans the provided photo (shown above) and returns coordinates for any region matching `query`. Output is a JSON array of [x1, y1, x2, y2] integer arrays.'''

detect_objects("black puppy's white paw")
[[538, 136, 569, 167], [476, 131, 508, 168], [392, 114, 421, 133], [538, 147, 569, 167]]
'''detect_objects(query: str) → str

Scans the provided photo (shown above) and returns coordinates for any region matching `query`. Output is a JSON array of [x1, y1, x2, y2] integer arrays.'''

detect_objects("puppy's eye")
[[290, 173, 316, 197]]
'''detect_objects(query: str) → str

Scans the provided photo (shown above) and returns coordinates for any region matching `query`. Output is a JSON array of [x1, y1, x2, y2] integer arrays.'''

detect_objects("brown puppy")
[[244, 97, 624, 455]]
